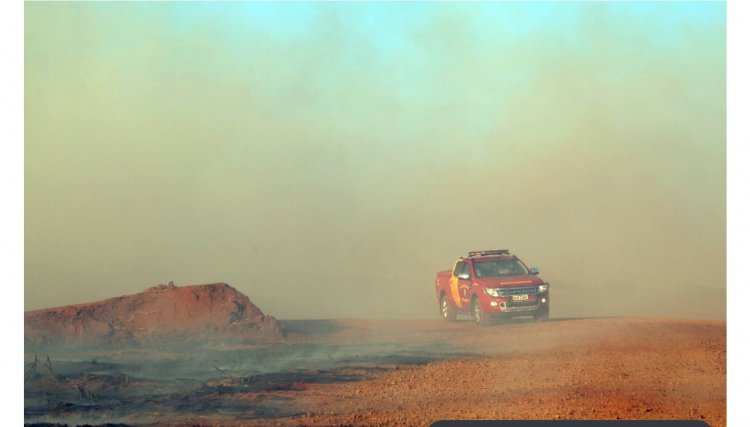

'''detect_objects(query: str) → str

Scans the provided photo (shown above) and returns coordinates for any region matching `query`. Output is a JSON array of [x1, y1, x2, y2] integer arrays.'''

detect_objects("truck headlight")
[[538, 283, 549, 293], [484, 288, 508, 298]]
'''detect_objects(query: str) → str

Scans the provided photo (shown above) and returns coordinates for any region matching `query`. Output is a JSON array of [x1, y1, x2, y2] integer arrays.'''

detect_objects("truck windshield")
[[474, 259, 528, 277]]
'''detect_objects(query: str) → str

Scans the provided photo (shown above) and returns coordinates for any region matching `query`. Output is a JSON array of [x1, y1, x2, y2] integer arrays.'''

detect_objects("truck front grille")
[[506, 286, 538, 308], [506, 286, 537, 295]]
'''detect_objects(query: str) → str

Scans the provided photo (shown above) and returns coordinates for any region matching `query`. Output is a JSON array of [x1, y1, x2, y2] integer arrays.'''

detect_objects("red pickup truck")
[[435, 249, 550, 326]]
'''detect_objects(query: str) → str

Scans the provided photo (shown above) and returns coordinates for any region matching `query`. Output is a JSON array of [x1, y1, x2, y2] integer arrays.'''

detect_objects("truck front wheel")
[[534, 308, 550, 323], [439, 294, 457, 322], [471, 298, 492, 327]]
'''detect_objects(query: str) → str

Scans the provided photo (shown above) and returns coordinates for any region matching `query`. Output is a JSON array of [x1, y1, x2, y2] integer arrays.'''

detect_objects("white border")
[[727, 0, 748, 426], [1, 0, 23, 424]]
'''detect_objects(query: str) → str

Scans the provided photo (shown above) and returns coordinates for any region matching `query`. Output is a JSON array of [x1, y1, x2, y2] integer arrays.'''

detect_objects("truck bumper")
[[482, 293, 549, 316], [496, 302, 541, 314]]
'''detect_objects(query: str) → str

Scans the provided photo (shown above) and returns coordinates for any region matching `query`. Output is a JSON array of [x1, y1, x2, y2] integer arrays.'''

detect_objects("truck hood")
[[474, 275, 544, 288]]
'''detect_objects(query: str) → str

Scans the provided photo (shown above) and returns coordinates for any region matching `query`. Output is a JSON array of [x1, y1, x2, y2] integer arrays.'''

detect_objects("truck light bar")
[[468, 249, 511, 257]]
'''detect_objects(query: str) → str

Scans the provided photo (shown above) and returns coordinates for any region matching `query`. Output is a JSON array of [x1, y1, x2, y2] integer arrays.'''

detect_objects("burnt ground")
[[24, 316, 725, 427]]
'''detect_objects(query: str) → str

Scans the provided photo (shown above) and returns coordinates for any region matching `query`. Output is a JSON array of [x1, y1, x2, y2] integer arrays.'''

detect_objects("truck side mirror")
[[458, 273, 471, 280], [530, 267, 540, 275]]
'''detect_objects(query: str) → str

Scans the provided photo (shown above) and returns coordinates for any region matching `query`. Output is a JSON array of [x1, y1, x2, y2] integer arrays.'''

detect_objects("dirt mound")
[[24, 282, 285, 347]]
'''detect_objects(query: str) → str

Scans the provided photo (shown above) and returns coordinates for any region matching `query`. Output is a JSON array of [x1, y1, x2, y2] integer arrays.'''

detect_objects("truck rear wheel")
[[439, 294, 457, 322], [471, 298, 492, 327]]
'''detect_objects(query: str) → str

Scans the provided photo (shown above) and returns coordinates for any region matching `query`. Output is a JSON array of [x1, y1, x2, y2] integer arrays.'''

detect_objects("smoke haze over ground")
[[25, 2, 725, 319], [24, 317, 726, 426]]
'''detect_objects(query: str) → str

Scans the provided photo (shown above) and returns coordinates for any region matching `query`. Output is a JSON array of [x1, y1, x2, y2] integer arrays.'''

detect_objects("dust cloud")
[[25, 3, 725, 319]]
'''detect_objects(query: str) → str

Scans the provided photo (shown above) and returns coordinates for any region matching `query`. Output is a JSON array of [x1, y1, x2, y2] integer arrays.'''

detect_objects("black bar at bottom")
[[431, 421, 710, 427]]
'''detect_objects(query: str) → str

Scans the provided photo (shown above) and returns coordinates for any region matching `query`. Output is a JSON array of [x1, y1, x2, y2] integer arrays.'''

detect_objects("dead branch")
[[211, 363, 226, 375], [26, 354, 38, 375], [44, 355, 57, 382], [76, 382, 92, 400]]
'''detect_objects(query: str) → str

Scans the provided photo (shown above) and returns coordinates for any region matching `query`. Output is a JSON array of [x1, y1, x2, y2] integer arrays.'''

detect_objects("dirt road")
[[24, 317, 725, 427]]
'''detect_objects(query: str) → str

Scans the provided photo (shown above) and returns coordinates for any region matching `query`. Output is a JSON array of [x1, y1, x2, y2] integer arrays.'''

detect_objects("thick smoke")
[[25, 3, 725, 319]]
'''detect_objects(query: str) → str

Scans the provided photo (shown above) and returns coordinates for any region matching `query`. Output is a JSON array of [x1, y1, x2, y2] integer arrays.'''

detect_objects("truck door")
[[450, 260, 473, 310]]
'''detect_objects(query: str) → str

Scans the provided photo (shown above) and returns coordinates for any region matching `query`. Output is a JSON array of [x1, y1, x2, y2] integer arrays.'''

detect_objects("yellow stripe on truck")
[[450, 259, 463, 309]]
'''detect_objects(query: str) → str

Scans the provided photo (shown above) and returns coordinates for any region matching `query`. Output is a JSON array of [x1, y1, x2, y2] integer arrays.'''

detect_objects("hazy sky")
[[25, 2, 726, 319]]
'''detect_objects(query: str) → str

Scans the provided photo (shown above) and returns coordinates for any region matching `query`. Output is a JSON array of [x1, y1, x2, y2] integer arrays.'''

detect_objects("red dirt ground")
[[152, 317, 725, 427], [24, 286, 725, 427]]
